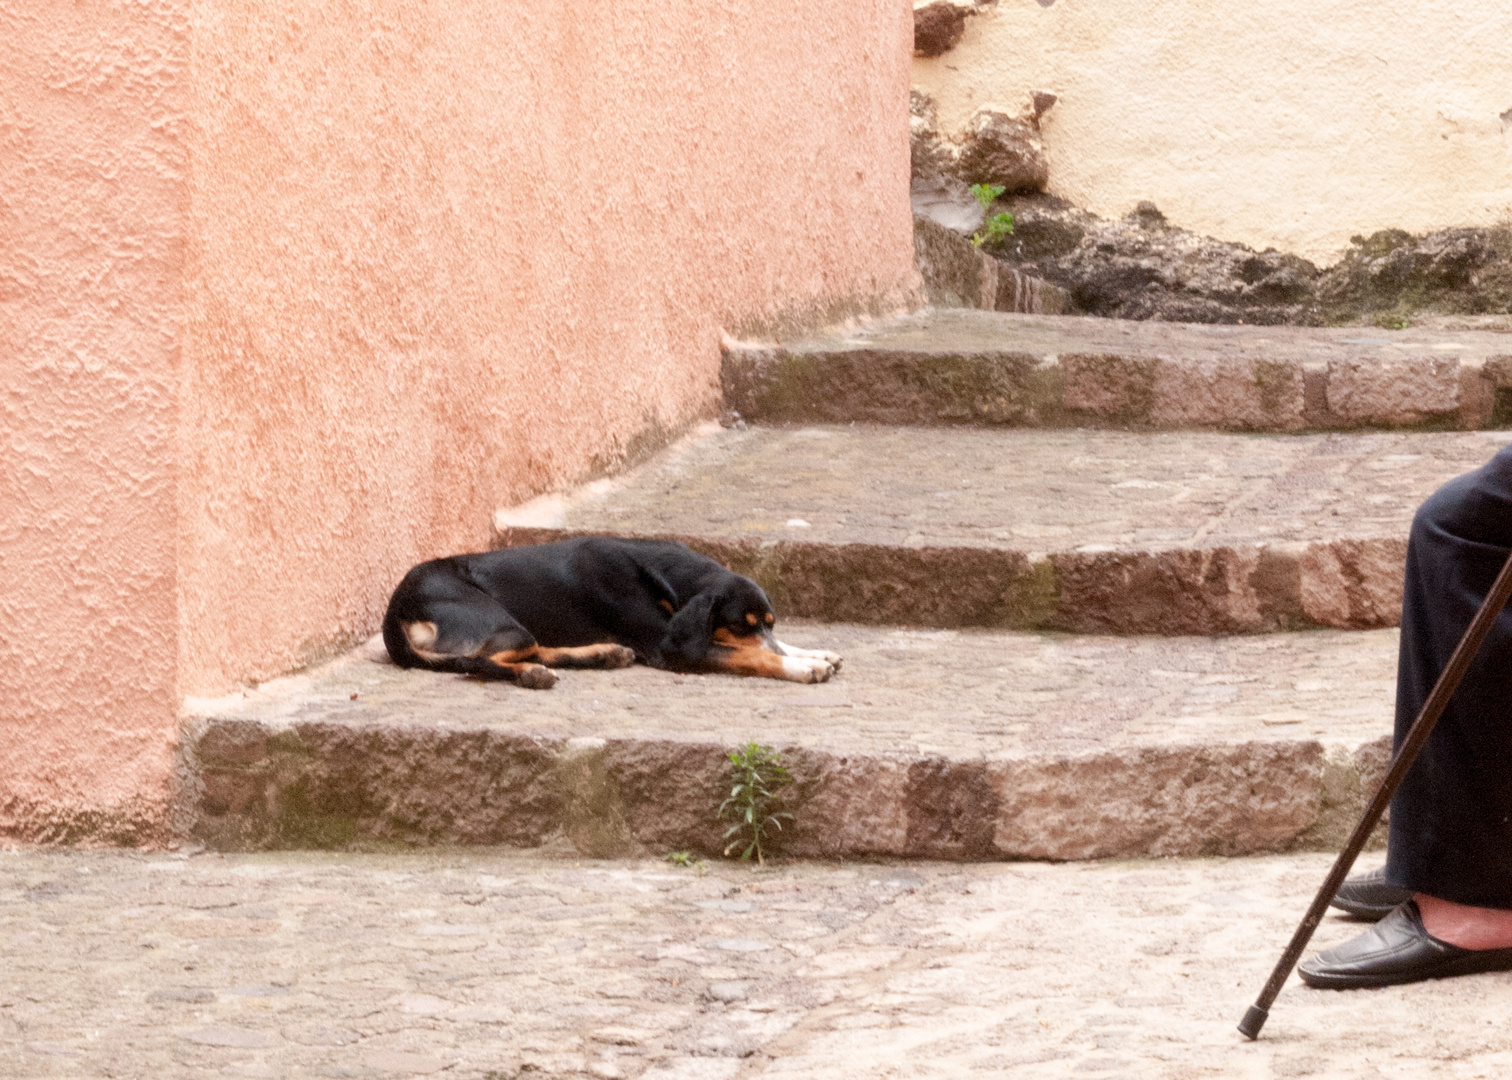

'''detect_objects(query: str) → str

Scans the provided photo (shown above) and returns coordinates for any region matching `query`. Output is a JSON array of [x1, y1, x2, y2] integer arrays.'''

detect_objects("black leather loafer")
[[1330, 865, 1414, 922], [1300, 900, 1512, 989]]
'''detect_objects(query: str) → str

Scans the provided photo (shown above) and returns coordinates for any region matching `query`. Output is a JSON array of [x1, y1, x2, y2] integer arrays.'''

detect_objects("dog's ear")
[[636, 564, 680, 612], [661, 591, 719, 665]]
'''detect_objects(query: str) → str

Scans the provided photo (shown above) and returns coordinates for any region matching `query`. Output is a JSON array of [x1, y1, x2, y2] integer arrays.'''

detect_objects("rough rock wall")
[[980, 193, 1512, 326], [0, 1, 189, 842]]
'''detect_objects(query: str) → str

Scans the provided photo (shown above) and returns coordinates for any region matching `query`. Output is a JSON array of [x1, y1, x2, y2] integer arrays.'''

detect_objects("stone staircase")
[[184, 311, 1512, 862]]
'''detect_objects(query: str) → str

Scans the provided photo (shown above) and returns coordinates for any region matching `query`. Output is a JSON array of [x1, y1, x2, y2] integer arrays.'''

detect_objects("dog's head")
[[708, 576, 778, 651], [663, 574, 778, 661]]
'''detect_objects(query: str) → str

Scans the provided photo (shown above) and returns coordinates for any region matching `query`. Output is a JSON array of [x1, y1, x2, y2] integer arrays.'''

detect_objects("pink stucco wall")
[[0, 0, 188, 842], [2, 0, 915, 841]]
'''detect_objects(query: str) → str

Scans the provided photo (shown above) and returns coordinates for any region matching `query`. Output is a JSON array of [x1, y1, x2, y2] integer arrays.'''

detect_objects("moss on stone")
[[993, 557, 1060, 629]]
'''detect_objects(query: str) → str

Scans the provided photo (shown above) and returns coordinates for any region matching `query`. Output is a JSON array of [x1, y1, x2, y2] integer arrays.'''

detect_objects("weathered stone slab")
[[182, 626, 1399, 860], [990, 742, 1327, 860], [724, 309, 1512, 431], [719, 344, 1065, 427], [1326, 355, 1460, 425], [492, 425, 1510, 634]]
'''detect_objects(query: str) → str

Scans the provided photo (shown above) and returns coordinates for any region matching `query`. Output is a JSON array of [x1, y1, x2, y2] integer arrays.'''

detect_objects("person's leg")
[[1387, 443, 1512, 917], [1301, 445, 1512, 988]]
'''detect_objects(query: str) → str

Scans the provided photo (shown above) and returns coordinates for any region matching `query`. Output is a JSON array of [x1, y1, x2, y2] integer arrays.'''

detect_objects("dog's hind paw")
[[516, 664, 558, 690], [604, 644, 636, 668]]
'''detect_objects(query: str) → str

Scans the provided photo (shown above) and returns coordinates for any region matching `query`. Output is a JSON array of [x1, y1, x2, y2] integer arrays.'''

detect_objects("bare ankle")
[[1416, 893, 1512, 950]]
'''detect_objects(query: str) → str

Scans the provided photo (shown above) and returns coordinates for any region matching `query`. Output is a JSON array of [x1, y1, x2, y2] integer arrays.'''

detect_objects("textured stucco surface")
[[0, 1, 189, 841], [913, 1, 1512, 264], [176, 0, 917, 697], [1, 0, 916, 839]]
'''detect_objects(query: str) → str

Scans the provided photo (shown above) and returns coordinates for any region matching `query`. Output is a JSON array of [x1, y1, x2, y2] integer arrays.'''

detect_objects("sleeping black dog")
[[383, 537, 841, 689]]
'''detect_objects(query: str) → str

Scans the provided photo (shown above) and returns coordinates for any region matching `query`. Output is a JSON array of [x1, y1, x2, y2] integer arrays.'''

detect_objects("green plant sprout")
[[973, 212, 1016, 248], [718, 741, 794, 865], [665, 850, 705, 870], [968, 183, 1014, 249], [970, 183, 1005, 210]]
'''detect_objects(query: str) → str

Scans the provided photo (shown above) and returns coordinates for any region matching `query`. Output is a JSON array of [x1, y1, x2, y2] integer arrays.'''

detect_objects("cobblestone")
[[3, 847, 1508, 1079]]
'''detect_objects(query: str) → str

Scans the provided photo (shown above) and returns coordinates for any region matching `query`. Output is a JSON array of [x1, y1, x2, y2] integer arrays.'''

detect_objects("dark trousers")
[[1386, 442, 1512, 908]]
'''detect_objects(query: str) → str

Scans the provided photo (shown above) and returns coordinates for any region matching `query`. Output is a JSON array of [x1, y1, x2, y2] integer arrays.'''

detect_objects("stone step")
[[494, 424, 1511, 635], [722, 308, 1512, 431], [184, 624, 1396, 862]]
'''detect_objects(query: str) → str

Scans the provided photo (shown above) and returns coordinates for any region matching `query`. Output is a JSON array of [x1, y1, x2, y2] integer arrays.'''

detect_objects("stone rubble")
[[912, 2, 965, 58]]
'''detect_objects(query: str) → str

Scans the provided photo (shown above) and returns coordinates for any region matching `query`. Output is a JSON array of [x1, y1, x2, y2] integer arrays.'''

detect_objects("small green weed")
[[970, 183, 1005, 210], [666, 850, 707, 872], [973, 212, 1016, 249], [719, 741, 794, 865], [1372, 311, 1412, 330], [969, 184, 1014, 249]]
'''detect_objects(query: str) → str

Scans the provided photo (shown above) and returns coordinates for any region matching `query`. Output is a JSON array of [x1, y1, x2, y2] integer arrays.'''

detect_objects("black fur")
[[383, 537, 778, 680]]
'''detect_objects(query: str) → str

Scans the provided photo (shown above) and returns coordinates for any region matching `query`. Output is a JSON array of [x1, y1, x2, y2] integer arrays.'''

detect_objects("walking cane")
[[1238, 547, 1512, 1040]]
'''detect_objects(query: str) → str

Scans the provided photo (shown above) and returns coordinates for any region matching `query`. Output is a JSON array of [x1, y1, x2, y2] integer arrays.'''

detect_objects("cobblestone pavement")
[[5, 848, 1511, 1079]]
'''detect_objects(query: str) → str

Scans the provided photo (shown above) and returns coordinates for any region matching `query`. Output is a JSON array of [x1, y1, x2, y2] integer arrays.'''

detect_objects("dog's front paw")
[[777, 641, 843, 672], [516, 664, 558, 690], [782, 656, 835, 683]]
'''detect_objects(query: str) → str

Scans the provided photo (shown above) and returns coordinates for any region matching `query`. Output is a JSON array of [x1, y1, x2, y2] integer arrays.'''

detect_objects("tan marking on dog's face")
[[745, 612, 758, 627], [764, 612, 774, 626]]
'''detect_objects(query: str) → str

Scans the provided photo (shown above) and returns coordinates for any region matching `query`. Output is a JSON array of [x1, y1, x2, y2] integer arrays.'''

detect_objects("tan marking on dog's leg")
[[714, 646, 833, 683], [487, 647, 539, 665], [535, 644, 636, 669], [488, 660, 557, 689], [480, 647, 555, 688]]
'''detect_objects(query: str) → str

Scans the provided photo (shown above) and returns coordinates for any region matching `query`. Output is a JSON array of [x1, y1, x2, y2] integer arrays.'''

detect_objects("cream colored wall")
[[913, 1, 1512, 265], [0, 0, 188, 842], [176, 0, 917, 698]]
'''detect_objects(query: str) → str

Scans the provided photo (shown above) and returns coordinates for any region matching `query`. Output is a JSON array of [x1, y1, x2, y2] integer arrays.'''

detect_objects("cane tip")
[[1238, 1004, 1268, 1040]]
